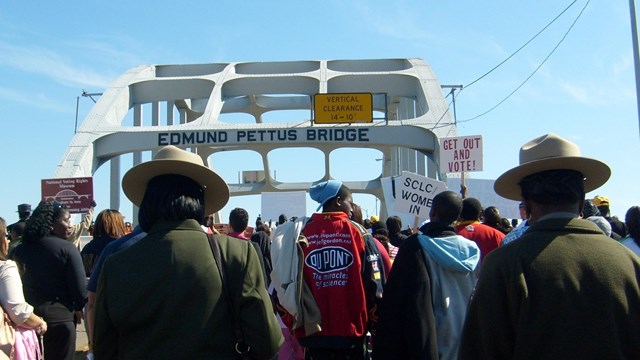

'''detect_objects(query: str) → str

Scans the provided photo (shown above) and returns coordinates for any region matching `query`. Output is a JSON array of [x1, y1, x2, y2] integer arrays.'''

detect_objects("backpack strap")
[[349, 220, 386, 334], [207, 234, 251, 357]]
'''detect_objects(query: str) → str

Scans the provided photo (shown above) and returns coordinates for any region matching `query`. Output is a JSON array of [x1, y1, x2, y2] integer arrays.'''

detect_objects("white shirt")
[[0, 260, 34, 324], [622, 237, 640, 257]]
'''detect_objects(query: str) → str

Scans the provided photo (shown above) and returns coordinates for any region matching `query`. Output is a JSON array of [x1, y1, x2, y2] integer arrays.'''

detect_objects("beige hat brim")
[[494, 156, 611, 201], [122, 159, 229, 215]]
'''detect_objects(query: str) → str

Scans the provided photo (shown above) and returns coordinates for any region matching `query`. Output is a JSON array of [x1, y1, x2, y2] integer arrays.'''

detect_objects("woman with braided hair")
[[13, 201, 86, 360]]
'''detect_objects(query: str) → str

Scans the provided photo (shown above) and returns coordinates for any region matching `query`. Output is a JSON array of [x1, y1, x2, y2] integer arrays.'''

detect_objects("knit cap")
[[309, 180, 342, 211]]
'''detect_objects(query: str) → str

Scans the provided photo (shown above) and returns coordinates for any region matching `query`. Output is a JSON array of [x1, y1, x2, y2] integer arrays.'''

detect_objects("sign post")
[[314, 93, 373, 124]]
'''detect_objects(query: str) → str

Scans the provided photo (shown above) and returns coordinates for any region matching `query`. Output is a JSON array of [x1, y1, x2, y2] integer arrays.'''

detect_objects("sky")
[[0, 0, 638, 227]]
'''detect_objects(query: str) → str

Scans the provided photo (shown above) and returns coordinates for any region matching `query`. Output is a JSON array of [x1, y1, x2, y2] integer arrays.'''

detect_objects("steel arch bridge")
[[55, 58, 456, 224]]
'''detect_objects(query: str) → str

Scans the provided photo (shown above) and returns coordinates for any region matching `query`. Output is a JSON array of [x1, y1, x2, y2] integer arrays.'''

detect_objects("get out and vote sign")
[[439, 135, 483, 173], [393, 171, 447, 218]]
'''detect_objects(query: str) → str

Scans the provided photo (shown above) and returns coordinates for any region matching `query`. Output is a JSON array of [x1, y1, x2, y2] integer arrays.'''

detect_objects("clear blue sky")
[[0, 0, 637, 225]]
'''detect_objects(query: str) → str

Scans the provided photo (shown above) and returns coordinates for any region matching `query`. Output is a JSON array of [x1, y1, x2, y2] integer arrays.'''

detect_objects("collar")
[[538, 212, 578, 222], [419, 221, 458, 238], [228, 230, 249, 240], [529, 216, 605, 235], [456, 220, 480, 227], [147, 219, 203, 234]]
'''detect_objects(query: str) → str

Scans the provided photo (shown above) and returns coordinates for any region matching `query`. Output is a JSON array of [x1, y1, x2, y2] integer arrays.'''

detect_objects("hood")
[[418, 234, 480, 272]]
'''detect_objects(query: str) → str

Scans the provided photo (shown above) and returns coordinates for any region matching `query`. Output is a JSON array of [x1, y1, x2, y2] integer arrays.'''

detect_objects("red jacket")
[[456, 221, 504, 262], [299, 212, 367, 339]]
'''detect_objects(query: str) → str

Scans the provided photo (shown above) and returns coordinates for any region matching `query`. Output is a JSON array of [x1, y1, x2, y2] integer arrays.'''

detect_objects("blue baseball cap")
[[309, 180, 343, 211]]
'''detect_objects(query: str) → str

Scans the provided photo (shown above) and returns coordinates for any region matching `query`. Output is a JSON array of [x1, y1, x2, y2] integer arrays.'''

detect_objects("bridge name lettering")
[[158, 128, 370, 146]]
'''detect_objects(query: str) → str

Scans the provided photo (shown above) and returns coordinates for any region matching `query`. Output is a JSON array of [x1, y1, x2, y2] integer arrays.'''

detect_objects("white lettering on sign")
[[439, 135, 483, 173], [393, 171, 447, 219]]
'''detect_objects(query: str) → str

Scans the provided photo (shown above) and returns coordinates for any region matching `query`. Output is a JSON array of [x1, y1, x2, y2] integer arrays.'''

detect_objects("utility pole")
[[629, 0, 640, 138], [441, 85, 464, 126], [441, 85, 467, 196]]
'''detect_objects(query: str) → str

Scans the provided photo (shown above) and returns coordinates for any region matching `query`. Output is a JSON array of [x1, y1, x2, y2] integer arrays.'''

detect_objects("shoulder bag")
[[0, 307, 15, 360]]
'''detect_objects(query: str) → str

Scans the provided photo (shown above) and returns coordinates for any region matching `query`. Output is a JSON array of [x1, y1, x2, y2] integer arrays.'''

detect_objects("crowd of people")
[[0, 134, 639, 359]]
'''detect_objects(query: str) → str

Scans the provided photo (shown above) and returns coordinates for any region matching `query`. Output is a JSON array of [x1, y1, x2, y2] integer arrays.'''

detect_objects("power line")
[[457, 0, 590, 124], [463, 0, 579, 91]]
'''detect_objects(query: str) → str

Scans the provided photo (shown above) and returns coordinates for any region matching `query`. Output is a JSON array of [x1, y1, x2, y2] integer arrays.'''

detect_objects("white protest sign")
[[439, 135, 483, 173], [393, 171, 447, 219]]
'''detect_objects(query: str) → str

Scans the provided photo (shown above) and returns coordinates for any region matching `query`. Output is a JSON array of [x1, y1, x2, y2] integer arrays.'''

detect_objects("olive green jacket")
[[93, 219, 283, 359], [459, 217, 640, 360]]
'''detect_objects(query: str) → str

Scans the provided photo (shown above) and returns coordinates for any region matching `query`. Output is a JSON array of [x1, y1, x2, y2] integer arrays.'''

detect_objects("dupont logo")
[[305, 247, 354, 274]]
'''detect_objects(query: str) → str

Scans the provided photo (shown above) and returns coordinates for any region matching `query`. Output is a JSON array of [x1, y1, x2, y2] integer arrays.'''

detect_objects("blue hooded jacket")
[[417, 233, 480, 360]]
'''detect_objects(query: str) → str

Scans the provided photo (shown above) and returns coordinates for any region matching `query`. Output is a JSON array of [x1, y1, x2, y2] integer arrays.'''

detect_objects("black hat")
[[17, 203, 31, 213]]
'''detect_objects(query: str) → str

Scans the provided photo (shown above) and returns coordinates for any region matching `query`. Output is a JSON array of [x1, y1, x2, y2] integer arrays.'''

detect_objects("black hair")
[[582, 199, 601, 218], [351, 203, 364, 226], [374, 229, 391, 254], [278, 214, 288, 224], [460, 198, 483, 221], [10, 221, 26, 237], [431, 191, 463, 225], [482, 206, 501, 226], [229, 208, 249, 232], [385, 216, 403, 235], [372, 220, 387, 233], [519, 169, 584, 206], [23, 201, 68, 243], [597, 204, 611, 217], [626, 206, 640, 246], [138, 174, 205, 232]]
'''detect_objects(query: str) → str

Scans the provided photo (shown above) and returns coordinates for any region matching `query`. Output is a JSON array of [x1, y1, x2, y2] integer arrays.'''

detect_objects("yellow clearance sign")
[[314, 93, 373, 124]]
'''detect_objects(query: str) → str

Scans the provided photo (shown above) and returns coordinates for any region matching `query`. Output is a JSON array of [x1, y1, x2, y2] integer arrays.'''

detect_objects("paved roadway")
[[74, 321, 89, 359]]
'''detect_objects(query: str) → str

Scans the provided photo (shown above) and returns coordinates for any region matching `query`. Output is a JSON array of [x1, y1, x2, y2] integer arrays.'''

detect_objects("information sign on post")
[[41, 177, 94, 214], [439, 135, 484, 173], [393, 171, 447, 219], [314, 93, 373, 124]]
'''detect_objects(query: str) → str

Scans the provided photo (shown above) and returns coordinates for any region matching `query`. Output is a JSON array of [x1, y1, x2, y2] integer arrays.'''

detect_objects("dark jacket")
[[93, 220, 283, 359], [13, 235, 87, 323], [459, 217, 640, 359], [374, 221, 478, 360]]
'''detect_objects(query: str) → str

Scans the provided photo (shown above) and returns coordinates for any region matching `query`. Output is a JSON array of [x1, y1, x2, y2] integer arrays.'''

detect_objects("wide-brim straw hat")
[[494, 133, 610, 201], [122, 145, 229, 214]]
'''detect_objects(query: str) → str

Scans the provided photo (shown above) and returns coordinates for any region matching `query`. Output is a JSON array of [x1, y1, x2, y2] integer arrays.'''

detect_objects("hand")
[[35, 318, 47, 336], [74, 310, 83, 325], [90, 200, 97, 208]]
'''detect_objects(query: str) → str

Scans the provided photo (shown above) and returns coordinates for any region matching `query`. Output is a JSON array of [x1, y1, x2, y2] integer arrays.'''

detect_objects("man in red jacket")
[[297, 180, 384, 360], [455, 198, 504, 262]]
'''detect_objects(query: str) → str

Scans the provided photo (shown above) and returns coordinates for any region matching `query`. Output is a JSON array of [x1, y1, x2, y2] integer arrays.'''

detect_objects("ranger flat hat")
[[122, 146, 229, 214], [494, 133, 610, 201]]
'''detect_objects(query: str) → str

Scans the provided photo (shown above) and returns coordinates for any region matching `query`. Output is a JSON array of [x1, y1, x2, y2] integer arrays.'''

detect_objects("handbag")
[[0, 307, 15, 360], [207, 234, 252, 360]]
